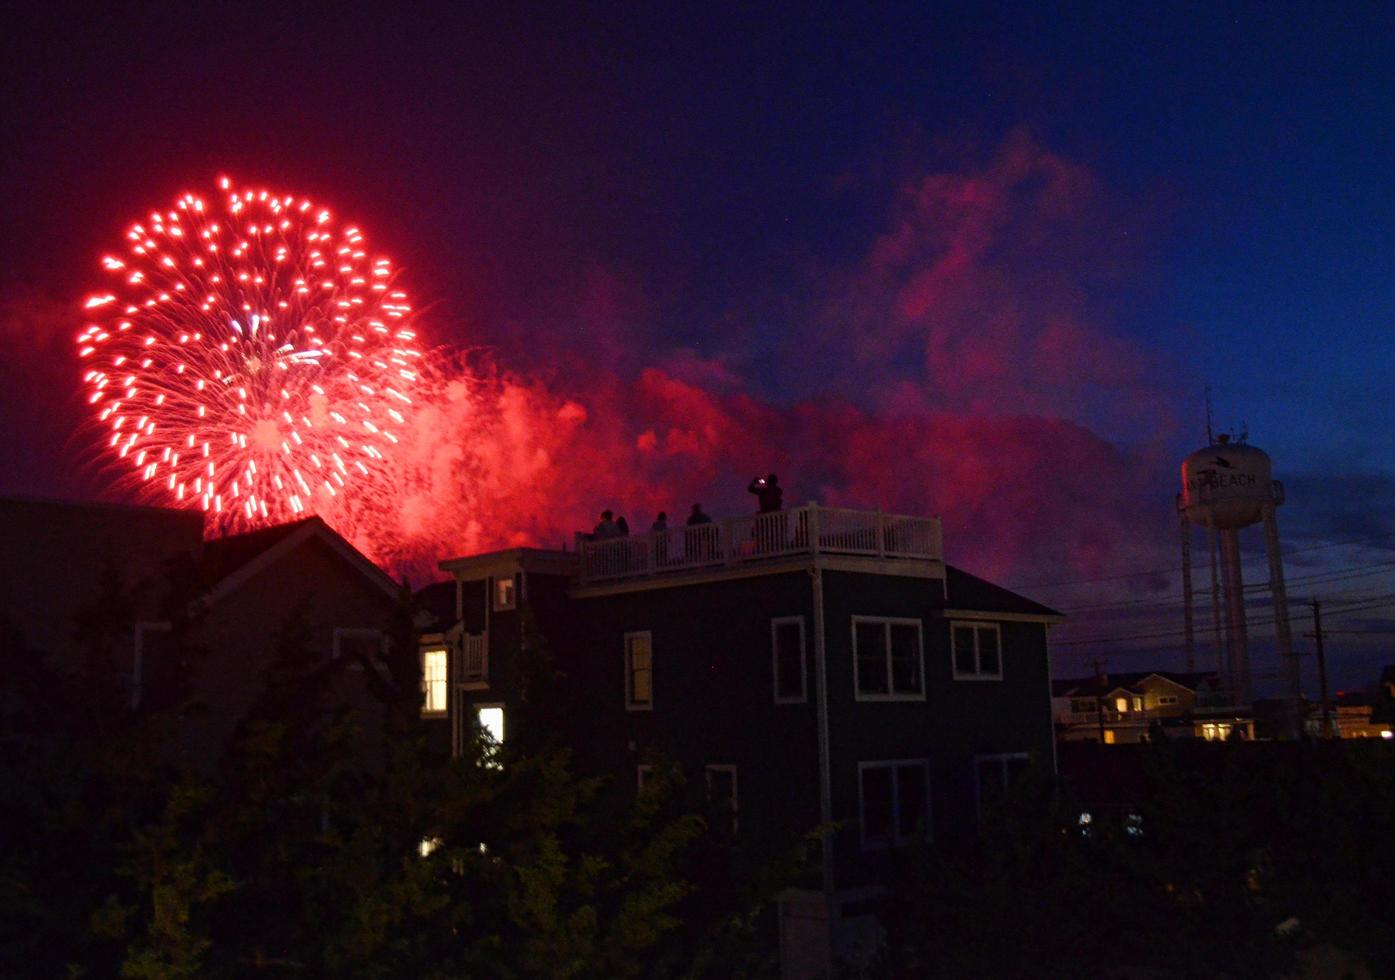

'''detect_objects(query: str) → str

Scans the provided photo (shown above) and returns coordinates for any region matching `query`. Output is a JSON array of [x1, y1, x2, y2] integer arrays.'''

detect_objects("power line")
[[1050, 594, 1395, 648], [1059, 560, 1395, 614], [1007, 530, 1395, 593]]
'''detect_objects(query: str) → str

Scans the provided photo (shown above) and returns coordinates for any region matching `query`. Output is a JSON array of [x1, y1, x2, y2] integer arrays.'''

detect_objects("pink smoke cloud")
[[160, 130, 1181, 591]]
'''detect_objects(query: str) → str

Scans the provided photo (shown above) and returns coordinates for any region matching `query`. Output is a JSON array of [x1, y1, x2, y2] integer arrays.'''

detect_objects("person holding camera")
[[747, 473, 783, 513]]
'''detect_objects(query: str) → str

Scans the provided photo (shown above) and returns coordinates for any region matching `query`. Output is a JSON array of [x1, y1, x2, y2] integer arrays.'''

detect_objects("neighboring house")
[[1332, 687, 1395, 740], [1052, 671, 1254, 744], [424, 502, 1062, 975], [180, 516, 404, 764], [0, 497, 404, 765]]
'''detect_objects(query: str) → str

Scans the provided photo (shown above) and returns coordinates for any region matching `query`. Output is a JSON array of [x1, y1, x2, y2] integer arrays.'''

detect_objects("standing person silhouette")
[[593, 509, 619, 539], [747, 473, 783, 513]]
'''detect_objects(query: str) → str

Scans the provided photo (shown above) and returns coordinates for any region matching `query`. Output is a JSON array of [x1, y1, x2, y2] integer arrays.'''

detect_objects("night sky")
[[3, 2, 1393, 688]]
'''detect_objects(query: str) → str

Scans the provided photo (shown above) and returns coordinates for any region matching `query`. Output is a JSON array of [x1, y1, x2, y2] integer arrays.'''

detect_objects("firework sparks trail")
[[77, 176, 424, 535]]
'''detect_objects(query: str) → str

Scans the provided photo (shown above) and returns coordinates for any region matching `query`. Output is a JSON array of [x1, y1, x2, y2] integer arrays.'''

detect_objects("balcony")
[[578, 504, 942, 585]]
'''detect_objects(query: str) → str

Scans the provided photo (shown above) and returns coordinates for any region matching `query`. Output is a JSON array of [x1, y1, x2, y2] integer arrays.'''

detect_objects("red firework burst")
[[77, 176, 423, 533]]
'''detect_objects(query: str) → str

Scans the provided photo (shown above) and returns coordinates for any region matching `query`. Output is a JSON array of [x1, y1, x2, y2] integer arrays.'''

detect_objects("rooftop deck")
[[578, 504, 942, 584]]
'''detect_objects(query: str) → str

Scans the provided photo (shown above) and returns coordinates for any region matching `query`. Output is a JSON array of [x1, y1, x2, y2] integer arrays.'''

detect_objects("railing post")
[[876, 508, 885, 557], [808, 503, 820, 556]]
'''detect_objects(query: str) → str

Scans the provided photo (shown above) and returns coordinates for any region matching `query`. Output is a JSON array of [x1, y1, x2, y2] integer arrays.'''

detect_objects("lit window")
[[418, 836, 442, 857], [1116, 696, 1129, 712], [853, 617, 924, 699], [950, 622, 1003, 681], [771, 616, 806, 703], [624, 631, 653, 710], [704, 765, 739, 835], [1133, 696, 1143, 712], [1200, 722, 1233, 742], [859, 760, 929, 849], [1103, 729, 1116, 744], [493, 575, 516, 611], [476, 705, 504, 745], [974, 753, 1030, 819], [421, 647, 448, 716]]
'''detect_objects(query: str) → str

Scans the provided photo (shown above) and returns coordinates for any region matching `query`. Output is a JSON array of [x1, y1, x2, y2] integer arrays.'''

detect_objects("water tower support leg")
[[1263, 503, 1299, 705], [1220, 529, 1251, 705], [1208, 528, 1225, 694], [1180, 505, 1195, 672]]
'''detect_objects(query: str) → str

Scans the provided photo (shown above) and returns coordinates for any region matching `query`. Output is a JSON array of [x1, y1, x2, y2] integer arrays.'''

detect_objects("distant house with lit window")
[[422, 502, 1061, 975], [1, 497, 404, 764], [1052, 670, 1255, 744]]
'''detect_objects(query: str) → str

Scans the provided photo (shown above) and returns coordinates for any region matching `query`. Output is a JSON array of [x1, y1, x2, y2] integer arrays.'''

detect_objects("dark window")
[[975, 753, 1031, 819], [855, 620, 888, 695], [953, 626, 977, 675], [859, 760, 930, 849], [896, 765, 928, 839], [860, 766, 894, 846], [978, 628, 1000, 675], [951, 623, 1004, 680], [890, 623, 921, 692], [854, 618, 924, 698]]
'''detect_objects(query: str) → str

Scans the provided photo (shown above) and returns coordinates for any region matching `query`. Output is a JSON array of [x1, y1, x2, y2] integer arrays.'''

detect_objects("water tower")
[[1177, 433, 1298, 709]]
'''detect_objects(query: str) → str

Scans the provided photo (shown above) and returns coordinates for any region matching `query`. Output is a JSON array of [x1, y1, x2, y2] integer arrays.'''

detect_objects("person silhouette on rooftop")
[[686, 503, 713, 526], [747, 473, 783, 513], [594, 509, 621, 539]]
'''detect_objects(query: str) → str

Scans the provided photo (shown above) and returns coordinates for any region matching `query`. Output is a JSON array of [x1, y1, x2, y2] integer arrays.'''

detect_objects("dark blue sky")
[[3, 1, 1393, 686]]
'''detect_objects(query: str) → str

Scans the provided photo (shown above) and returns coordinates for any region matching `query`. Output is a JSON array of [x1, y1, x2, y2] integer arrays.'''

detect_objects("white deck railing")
[[578, 504, 941, 584]]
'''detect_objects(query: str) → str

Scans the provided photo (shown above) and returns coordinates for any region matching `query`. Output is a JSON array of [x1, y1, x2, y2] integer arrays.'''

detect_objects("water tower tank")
[[1180, 437, 1276, 529]]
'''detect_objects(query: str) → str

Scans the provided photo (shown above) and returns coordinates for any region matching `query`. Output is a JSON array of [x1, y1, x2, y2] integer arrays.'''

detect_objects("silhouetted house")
[[0, 497, 403, 763], [424, 502, 1061, 975], [1052, 670, 1254, 743]]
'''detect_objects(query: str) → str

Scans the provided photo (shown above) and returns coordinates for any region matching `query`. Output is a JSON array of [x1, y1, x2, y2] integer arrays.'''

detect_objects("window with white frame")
[[1158, 694, 1179, 706], [624, 631, 653, 710], [704, 764, 738, 834], [858, 760, 930, 849], [493, 575, 517, 611], [853, 617, 924, 699], [771, 616, 807, 703], [421, 647, 448, 716], [974, 753, 1030, 818], [950, 621, 1002, 680]]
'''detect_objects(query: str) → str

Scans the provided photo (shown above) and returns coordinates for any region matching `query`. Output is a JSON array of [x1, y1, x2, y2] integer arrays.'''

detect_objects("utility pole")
[[1091, 658, 1108, 744], [1312, 599, 1332, 739]]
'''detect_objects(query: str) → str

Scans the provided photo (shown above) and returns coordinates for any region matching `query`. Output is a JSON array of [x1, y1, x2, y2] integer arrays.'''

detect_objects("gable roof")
[[1052, 670, 1220, 698], [200, 517, 400, 605], [944, 565, 1062, 620]]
